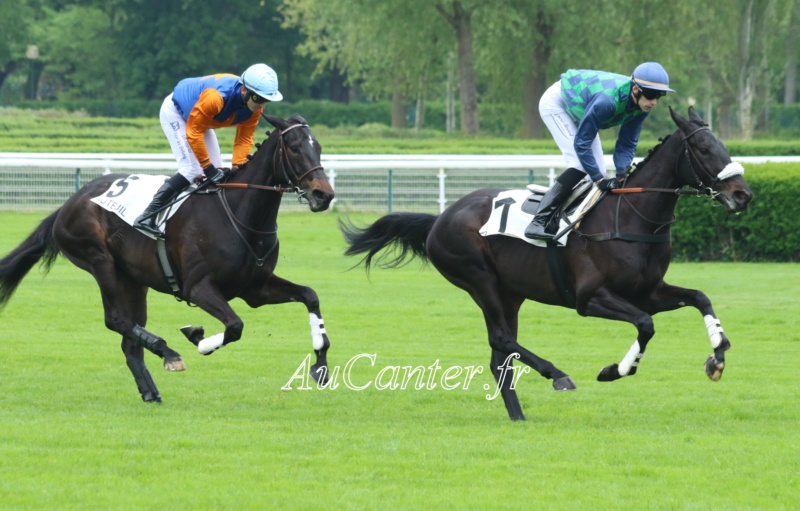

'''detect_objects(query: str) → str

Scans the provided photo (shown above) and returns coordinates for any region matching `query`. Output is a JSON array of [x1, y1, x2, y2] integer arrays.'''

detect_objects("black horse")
[[0, 114, 335, 403], [341, 107, 753, 420]]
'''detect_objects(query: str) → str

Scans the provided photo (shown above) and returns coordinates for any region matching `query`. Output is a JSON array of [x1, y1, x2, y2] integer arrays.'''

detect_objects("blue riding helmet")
[[240, 63, 283, 102], [631, 62, 674, 93]]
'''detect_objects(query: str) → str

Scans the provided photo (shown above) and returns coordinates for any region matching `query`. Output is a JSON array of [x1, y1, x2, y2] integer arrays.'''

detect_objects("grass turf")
[[0, 211, 797, 510]]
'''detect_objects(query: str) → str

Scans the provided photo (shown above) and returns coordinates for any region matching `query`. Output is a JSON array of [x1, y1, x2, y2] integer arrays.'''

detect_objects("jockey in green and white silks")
[[559, 69, 649, 182], [524, 62, 674, 241]]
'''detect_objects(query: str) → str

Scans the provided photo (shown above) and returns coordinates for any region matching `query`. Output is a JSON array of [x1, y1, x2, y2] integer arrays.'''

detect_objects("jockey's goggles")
[[639, 87, 667, 100], [248, 91, 269, 104]]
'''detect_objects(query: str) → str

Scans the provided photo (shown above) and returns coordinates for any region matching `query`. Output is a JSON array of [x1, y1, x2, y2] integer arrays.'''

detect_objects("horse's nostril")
[[312, 189, 334, 203]]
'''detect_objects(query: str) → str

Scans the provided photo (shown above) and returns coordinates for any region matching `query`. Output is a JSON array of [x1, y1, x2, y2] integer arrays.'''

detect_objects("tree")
[[435, 0, 480, 134], [0, 0, 34, 93]]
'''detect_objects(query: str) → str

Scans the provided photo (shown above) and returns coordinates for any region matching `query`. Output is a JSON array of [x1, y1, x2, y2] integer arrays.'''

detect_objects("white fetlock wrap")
[[309, 313, 326, 351], [704, 314, 724, 349], [198, 333, 224, 354], [618, 340, 643, 376]]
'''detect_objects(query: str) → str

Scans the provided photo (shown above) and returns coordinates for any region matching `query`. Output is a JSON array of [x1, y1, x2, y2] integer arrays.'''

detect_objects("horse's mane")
[[629, 119, 708, 177], [625, 133, 671, 177]]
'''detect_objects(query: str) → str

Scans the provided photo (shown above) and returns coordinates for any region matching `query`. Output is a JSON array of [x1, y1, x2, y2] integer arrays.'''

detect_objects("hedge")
[[671, 162, 800, 262]]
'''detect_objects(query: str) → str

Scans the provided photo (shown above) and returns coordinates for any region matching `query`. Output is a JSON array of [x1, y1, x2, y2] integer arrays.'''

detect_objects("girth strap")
[[546, 242, 577, 308], [156, 238, 182, 295], [580, 232, 672, 243]]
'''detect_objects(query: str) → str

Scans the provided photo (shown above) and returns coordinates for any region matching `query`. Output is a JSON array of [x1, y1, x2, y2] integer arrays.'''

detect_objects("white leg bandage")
[[198, 333, 224, 354], [704, 315, 724, 349], [618, 340, 643, 376], [309, 313, 326, 351]]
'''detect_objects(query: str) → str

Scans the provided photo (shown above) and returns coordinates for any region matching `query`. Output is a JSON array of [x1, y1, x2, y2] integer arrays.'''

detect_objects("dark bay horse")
[[341, 107, 753, 420], [0, 114, 334, 403]]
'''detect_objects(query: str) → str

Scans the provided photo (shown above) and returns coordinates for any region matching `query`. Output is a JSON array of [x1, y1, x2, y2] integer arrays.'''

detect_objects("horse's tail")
[[0, 210, 61, 311], [339, 213, 437, 272]]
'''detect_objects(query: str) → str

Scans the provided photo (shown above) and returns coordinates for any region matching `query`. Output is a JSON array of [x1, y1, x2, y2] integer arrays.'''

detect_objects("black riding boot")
[[133, 173, 190, 237], [524, 168, 585, 241]]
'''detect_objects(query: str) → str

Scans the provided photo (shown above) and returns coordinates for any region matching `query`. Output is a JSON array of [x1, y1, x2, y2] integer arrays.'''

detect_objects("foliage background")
[[1, 0, 799, 139]]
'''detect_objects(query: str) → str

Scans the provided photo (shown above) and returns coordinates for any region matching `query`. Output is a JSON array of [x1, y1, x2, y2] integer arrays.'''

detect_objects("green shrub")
[[672, 163, 800, 261]]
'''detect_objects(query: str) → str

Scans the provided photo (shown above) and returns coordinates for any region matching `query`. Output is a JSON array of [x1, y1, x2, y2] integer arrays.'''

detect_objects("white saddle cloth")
[[479, 184, 602, 247], [90, 174, 195, 239]]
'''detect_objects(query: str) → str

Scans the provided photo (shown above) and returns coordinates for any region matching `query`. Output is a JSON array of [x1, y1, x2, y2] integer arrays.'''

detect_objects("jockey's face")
[[633, 85, 662, 112], [242, 87, 267, 112]]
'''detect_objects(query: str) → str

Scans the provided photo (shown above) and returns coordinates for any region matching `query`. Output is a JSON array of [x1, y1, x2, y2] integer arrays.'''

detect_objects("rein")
[[574, 126, 718, 244], [212, 120, 324, 265]]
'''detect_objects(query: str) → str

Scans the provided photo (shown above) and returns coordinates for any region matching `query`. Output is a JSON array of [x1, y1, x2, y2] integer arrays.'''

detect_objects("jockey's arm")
[[185, 89, 225, 168], [614, 116, 646, 173]]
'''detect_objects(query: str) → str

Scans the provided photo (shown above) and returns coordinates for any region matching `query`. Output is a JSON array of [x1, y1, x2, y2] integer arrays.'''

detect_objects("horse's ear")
[[688, 106, 705, 124], [669, 106, 687, 129], [263, 115, 289, 131]]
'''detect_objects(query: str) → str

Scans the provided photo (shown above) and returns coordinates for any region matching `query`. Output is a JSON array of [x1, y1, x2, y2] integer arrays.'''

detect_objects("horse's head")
[[669, 106, 753, 212], [249, 114, 334, 212]]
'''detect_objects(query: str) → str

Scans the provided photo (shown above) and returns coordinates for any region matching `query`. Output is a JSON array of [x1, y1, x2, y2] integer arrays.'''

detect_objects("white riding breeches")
[[160, 93, 222, 182], [539, 81, 606, 177]]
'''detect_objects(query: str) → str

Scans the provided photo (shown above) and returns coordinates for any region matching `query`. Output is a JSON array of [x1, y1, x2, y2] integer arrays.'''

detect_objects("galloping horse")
[[341, 107, 753, 420], [0, 114, 334, 403]]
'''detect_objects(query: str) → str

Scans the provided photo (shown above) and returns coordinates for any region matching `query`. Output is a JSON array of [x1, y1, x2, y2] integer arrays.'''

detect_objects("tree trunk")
[[522, 9, 554, 139], [437, 1, 479, 134], [785, 1, 798, 104], [415, 77, 426, 131], [446, 51, 457, 133], [0, 61, 19, 93], [736, 0, 771, 140], [391, 88, 407, 128]]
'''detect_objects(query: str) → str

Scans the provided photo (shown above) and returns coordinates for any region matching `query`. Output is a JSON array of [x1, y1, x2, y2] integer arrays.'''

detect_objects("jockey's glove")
[[202, 163, 225, 184], [596, 177, 620, 192]]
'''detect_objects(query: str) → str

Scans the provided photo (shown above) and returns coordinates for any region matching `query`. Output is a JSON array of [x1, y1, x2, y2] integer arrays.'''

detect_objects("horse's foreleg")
[[241, 274, 330, 385], [579, 287, 655, 382], [643, 283, 730, 381]]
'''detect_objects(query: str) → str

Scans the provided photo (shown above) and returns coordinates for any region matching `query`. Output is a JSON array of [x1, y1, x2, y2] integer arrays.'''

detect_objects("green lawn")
[[0, 211, 797, 510]]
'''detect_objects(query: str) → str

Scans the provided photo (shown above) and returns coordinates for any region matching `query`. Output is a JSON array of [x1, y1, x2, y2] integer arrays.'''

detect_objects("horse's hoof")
[[705, 355, 724, 381], [142, 392, 162, 403], [164, 357, 186, 371], [180, 325, 205, 346], [597, 364, 622, 382], [509, 413, 527, 421], [553, 376, 577, 391], [310, 364, 329, 386]]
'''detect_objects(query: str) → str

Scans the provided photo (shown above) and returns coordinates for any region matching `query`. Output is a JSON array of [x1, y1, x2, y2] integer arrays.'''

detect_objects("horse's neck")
[[628, 133, 683, 190], [229, 136, 283, 230], [596, 133, 683, 229]]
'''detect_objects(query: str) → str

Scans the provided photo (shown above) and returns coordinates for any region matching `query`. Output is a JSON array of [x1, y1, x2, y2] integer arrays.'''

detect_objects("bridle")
[[676, 125, 720, 198], [213, 121, 325, 265], [272, 123, 325, 197], [612, 124, 744, 199], [574, 124, 744, 244], [216, 119, 325, 198]]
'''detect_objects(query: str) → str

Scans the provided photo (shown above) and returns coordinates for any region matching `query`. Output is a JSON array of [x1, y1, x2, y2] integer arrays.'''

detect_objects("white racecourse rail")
[[0, 152, 793, 213]]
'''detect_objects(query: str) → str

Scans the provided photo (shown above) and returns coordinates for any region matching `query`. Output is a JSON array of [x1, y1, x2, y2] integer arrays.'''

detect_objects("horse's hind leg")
[[115, 278, 162, 402], [438, 259, 573, 419], [123, 340, 161, 402], [86, 259, 185, 373]]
